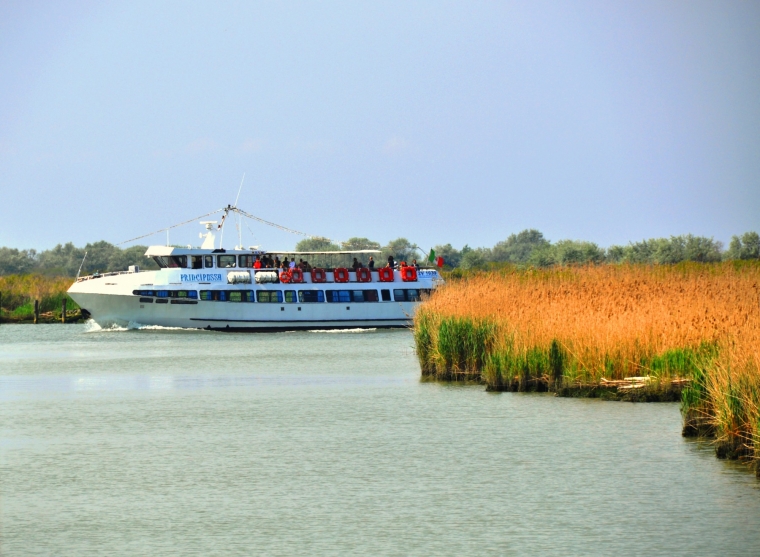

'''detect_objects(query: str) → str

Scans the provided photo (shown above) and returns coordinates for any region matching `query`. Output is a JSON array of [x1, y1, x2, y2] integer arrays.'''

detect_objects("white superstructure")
[[68, 223, 442, 331]]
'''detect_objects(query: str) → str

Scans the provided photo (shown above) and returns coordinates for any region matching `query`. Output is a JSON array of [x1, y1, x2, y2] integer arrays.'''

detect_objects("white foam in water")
[[84, 319, 200, 333], [308, 328, 378, 334]]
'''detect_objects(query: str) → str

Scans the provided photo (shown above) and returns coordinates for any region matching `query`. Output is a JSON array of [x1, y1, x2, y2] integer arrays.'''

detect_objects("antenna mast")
[[235, 173, 245, 249], [76, 251, 88, 279]]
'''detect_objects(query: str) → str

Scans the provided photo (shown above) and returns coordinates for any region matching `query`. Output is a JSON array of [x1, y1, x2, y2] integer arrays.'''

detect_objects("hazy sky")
[[1, 1, 758, 251]]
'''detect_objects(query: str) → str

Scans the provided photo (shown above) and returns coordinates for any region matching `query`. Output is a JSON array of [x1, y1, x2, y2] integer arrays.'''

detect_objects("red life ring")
[[280, 270, 291, 283], [290, 268, 304, 283], [356, 267, 371, 282], [401, 266, 417, 282], [311, 268, 326, 283], [378, 267, 394, 282], [333, 267, 349, 283]]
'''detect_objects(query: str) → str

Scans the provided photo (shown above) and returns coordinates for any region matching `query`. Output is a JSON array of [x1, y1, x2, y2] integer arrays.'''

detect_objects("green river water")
[[2, 324, 759, 556]]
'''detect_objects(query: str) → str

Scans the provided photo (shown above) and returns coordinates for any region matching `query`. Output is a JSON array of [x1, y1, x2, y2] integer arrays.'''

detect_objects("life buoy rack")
[[311, 268, 327, 283], [333, 267, 350, 283], [290, 268, 304, 283], [401, 266, 418, 282], [378, 267, 394, 282], [279, 270, 291, 283], [356, 267, 371, 282]]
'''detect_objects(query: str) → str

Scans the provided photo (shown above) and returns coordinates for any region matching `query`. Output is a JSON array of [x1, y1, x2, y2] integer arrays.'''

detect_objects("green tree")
[[294, 237, 341, 252], [0, 248, 37, 275], [432, 244, 462, 268], [552, 240, 605, 265], [382, 238, 418, 265], [340, 237, 381, 251], [491, 229, 549, 263], [725, 231, 760, 260], [459, 249, 488, 269]]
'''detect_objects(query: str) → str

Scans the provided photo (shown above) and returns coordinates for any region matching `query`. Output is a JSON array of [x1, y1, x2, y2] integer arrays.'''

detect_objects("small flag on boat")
[[428, 248, 436, 263], [436, 256, 444, 268]]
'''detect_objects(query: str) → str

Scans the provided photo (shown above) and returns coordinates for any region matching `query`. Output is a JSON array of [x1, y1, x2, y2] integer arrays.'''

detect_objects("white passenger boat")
[[68, 219, 443, 331]]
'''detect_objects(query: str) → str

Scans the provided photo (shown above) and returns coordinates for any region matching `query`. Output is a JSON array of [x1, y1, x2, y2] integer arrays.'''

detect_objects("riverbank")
[[0, 274, 80, 323], [414, 262, 760, 476]]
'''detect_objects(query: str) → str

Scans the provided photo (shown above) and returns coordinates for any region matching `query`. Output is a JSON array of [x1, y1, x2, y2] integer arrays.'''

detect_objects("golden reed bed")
[[414, 262, 760, 472]]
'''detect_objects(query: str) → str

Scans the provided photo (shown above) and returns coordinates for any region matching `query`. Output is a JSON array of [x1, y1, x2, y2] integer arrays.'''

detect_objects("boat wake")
[[84, 319, 204, 333], [307, 328, 378, 334]]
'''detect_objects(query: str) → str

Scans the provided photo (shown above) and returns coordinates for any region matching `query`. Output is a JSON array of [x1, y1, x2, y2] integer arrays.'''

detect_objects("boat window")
[[168, 255, 187, 268], [393, 289, 421, 302], [217, 255, 237, 268], [381, 289, 391, 301], [132, 290, 156, 296], [156, 290, 169, 298], [204, 255, 214, 268], [153, 256, 169, 268], [257, 290, 283, 303], [284, 290, 297, 303], [200, 290, 251, 302], [298, 290, 325, 303], [191, 256, 203, 269], [352, 290, 379, 302], [326, 290, 352, 303], [238, 255, 254, 268]]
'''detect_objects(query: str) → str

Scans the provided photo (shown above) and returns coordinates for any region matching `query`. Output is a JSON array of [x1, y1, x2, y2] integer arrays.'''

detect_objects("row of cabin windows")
[[155, 254, 266, 269], [133, 289, 429, 303], [133, 290, 198, 299]]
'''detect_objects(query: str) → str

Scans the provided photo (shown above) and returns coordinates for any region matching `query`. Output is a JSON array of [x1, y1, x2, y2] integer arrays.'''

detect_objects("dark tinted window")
[[326, 290, 352, 303], [239, 255, 253, 268], [168, 255, 187, 268], [298, 290, 325, 303], [351, 290, 379, 302], [381, 289, 391, 301], [284, 290, 297, 303], [257, 290, 283, 303], [217, 255, 237, 268], [204, 255, 214, 268], [393, 289, 421, 302]]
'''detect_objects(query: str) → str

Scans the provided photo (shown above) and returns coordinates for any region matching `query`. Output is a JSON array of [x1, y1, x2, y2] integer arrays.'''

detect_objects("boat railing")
[[76, 269, 140, 282]]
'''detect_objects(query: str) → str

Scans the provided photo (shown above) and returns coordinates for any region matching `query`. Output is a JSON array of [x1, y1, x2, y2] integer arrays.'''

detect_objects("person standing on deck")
[[368, 256, 375, 270]]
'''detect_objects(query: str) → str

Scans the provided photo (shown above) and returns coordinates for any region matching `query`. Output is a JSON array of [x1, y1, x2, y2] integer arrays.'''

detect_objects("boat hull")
[[68, 291, 417, 331]]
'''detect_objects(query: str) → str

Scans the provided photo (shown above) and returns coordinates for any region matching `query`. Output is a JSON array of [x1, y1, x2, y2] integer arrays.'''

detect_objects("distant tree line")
[[1, 231, 757, 276], [432, 230, 759, 269], [0, 242, 158, 276]]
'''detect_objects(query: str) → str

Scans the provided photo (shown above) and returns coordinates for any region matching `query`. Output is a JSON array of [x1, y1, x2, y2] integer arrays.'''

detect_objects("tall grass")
[[0, 274, 79, 320], [414, 262, 760, 473]]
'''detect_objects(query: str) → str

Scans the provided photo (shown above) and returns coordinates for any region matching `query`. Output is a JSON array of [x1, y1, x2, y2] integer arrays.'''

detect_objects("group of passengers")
[[385, 256, 420, 271], [252, 255, 314, 272], [248, 254, 420, 272]]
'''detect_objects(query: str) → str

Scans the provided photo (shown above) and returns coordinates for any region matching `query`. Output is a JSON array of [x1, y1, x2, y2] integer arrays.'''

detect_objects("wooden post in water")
[[34, 299, 39, 324], [62, 297, 67, 324]]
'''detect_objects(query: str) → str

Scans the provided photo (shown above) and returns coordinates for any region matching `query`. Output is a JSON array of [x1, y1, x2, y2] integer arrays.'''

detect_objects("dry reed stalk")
[[418, 262, 759, 383]]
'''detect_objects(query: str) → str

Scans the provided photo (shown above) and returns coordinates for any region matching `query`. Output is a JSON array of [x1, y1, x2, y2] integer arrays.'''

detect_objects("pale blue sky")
[[1, 1, 758, 251]]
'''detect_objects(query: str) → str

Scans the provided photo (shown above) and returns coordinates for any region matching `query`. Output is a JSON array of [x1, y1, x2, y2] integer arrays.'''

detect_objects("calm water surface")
[[2, 324, 759, 556]]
